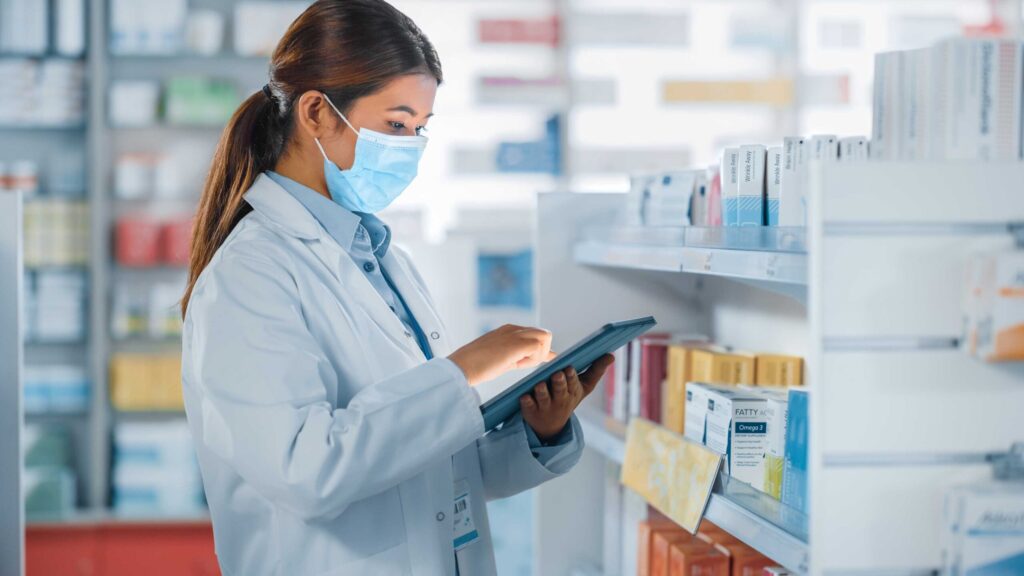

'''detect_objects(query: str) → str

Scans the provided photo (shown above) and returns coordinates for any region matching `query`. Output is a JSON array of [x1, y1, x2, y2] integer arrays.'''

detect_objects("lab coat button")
[[430, 331, 439, 340], [436, 512, 445, 522], [404, 330, 412, 338], [363, 261, 376, 273]]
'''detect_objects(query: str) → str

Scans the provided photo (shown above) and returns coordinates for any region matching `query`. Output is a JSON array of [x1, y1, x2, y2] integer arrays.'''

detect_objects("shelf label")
[[621, 418, 722, 532]]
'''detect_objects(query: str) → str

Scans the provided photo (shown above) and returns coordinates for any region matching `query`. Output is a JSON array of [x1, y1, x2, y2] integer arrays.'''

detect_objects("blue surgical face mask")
[[314, 93, 428, 214]]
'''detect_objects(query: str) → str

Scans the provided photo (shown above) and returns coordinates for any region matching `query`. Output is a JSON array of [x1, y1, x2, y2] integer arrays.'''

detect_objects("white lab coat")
[[181, 174, 584, 576]]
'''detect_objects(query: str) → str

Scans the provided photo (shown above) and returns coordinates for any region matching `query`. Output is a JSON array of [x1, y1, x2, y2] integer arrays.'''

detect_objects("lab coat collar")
[[244, 173, 323, 241]]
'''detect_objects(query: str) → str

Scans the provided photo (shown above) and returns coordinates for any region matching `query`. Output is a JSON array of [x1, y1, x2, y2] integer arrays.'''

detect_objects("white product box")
[[779, 137, 805, 227], [737, 145, 766, 227], [720, 147, 740, 227], [765, 146, 782, 226], [644, 170, 697, 227], [109, 81, 159, 127], [703, 386, 769, 489], [942, 482, 1024, 575], [683, 382, 714, 444], [809, 134, 838, 162], [838, 137, 869, 161]]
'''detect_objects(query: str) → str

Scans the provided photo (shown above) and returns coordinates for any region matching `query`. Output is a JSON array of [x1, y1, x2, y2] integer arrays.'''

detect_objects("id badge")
[[452, 479, 479, 551]]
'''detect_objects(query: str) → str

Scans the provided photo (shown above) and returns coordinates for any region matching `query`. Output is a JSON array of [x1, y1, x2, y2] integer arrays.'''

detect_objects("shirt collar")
[[265, 170, 363, 252], [355, 211, 392, 258]]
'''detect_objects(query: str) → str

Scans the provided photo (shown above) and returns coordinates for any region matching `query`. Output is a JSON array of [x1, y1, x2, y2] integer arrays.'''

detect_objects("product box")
[[759, 389, 789, 500], [838, 137, 868, 161], [765, 146, 782, 226], [942, 481, 1024, 575], [691, 348, 755, 385], [781, 389, 809, 514], [683, 382, 723, 444], [645, 171, 698, 227], [808, 134, 838, 162], [639, 334, 672, 422], [663, 342, 711, 434], [778, 137, 805, 227], [720, 147, 740, 227], [754, 354, 803, 387], [704, 386, 769, 486], [638, 517, 680, 576], [737, 145, 766, 227], [669, 537, 729, 576], [652, 530, 693, 576], [972, 251, 1024, 362]]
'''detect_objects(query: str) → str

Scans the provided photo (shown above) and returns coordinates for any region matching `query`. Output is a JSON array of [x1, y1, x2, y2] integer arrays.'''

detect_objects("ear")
[[293, 90, 341, 140]]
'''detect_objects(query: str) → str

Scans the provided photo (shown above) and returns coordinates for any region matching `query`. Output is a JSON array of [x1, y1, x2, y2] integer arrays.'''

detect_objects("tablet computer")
[[480, 315, 657, 432]]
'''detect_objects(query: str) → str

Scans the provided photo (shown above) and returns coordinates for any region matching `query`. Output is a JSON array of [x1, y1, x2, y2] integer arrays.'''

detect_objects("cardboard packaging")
[[781, 389, 809, 514], [704, 387, 769, 486], [754, 355, 803, 387], [737, 145, 766, 227], [669, 536, 730, 576], [638, 518, 682, 576], [972, 251, 1024, 361], [691, 348, 755, 386], [720, 148, 740, 227], [942, 481, 1024, 575]]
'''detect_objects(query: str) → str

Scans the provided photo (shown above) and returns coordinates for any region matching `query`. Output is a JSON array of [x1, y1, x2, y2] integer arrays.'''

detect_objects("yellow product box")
[[690, 348, 755, 385], [109, 354, 184, 411], [755, 354, 803, 386], [661, 343, 709, 434]]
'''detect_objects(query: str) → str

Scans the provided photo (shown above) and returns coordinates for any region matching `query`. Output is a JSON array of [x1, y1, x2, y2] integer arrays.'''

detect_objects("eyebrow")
[[388, 105, 434, 118]]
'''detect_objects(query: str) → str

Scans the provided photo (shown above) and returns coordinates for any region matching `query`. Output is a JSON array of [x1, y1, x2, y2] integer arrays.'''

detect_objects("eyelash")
[[389, 121, 427, 135]]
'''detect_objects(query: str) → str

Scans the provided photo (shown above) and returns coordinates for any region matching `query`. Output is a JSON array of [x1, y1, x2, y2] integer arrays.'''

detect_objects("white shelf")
[[579, 412, 809, 574], [573, 226, 807, 300]]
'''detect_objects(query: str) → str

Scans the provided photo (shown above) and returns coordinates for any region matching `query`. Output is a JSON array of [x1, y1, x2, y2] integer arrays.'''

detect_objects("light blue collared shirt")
[[264, 171, 578, 468]]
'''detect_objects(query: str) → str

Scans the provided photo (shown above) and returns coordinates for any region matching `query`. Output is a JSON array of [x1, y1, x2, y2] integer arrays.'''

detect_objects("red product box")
[[115, 216, 161, 267], [161, 217, 193, 266], [639, 334, 670, 422]]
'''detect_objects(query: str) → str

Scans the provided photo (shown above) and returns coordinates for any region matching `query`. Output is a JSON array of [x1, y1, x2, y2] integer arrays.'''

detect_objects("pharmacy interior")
[[2, 0, 1024, 575]]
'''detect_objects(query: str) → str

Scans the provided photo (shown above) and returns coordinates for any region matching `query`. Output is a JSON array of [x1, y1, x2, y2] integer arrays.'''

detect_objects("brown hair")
[[182, 0, 442, 317]]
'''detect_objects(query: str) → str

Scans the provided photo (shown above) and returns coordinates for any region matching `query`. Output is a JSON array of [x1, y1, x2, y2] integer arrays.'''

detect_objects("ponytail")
[[180, 0, 443, 318], [181, 90, 281, 317]]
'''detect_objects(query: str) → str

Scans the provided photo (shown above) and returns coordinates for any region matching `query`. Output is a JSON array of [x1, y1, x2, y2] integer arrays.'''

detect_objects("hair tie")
[[262, 84, 274, 101]]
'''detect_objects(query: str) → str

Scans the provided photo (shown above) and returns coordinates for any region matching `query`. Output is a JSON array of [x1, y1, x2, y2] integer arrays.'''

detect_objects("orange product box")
[[714, 541, 775, 576], [652, 530, 696, 576], [639, 518, 683, 576], [669, 537, 729, 576]]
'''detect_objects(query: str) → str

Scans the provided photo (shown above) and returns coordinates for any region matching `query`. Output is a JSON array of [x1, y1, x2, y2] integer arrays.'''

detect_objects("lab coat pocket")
[[314, 542, 411, 576]]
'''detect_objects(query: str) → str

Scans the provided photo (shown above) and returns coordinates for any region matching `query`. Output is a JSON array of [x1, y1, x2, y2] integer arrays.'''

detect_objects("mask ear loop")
[[314, 93, 359, 162], [321, 92, 359, 134]]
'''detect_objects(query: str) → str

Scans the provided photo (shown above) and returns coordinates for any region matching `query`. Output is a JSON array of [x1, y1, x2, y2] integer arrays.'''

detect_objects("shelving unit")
[[578, 411, 809, 573], [532, 162, 1024, 575]]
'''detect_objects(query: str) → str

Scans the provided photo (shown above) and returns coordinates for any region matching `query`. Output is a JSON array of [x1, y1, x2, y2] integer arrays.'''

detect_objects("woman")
[[179, 1, 613, 575]]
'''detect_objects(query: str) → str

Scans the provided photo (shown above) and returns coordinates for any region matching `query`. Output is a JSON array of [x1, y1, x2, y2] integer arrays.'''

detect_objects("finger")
[[566, 366, 584, 402], [520, 394, 537, 417], [580, 354, 615, 396], [550, 371, 568, 401], [514, 331, 553, 368], [533, 382, 551, 410]]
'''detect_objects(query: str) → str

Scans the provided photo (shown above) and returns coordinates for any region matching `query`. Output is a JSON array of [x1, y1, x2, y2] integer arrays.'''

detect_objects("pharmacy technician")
[[179, 1, 613, 575]]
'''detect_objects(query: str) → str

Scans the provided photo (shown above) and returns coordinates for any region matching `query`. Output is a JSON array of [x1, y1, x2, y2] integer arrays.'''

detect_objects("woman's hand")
[[448, 324, 556, 386], [520, 354, 615, 442]]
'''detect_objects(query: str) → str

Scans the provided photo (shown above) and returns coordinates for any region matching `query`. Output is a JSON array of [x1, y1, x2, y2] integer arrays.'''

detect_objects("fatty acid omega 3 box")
[[703, 386, 769, 488]]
